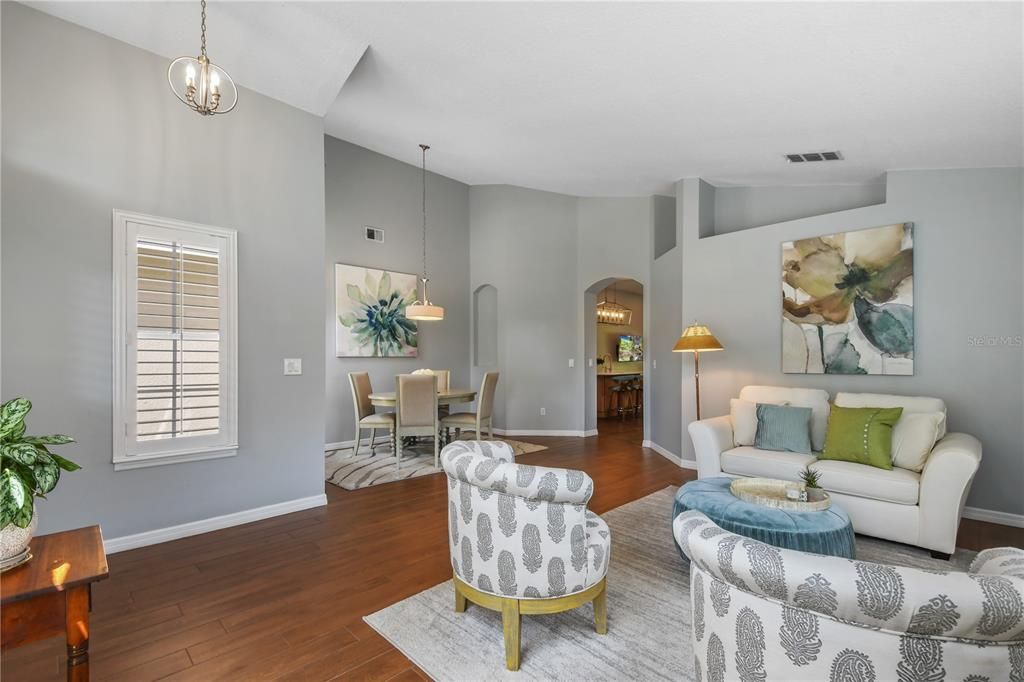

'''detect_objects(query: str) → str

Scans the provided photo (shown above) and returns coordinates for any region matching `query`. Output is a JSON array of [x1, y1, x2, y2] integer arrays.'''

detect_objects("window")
[[113, 210, 237, 470]]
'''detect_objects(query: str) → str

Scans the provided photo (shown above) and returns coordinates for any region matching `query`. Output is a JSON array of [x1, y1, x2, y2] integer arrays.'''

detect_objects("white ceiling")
[[30, 2, 1024, 196]]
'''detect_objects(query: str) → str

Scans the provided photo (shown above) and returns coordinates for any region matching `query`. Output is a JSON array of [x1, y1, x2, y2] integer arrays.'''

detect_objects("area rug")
[[363, 486, 975, 681], [325, 436, 548, 491]]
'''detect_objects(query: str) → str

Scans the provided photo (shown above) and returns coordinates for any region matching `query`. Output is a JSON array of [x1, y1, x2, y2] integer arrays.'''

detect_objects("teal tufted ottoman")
[[672, 477, 856, 559]]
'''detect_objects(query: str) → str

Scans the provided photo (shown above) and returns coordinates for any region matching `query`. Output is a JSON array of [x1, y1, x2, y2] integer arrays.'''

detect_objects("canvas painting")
[[335, 264, 419, 357], [782, 223, 913, 375]]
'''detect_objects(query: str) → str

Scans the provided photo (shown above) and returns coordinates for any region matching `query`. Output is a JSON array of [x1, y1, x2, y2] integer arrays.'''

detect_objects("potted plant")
[[0, 398, 79, 565], [799, 466, 826, 502]]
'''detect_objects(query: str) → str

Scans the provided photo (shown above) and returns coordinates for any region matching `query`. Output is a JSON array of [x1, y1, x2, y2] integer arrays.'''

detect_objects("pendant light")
[[407, 144, 445, 321], [167, 0, 238, 116]]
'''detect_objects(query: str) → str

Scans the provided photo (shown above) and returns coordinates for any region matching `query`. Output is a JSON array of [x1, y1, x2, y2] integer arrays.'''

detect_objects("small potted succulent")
[[0, 398, 80, 566], [799, 466, 826, 502]]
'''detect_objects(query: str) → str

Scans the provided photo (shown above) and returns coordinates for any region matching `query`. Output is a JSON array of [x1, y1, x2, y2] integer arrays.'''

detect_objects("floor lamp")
[[672, 323, 724, 420]]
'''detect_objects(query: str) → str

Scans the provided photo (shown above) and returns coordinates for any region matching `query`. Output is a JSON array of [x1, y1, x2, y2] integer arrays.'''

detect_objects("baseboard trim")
[[492, 428, 591, 437], [963, 506, 1024, 529], [642, 440, 696, 470], [104, 494, 328, 554]]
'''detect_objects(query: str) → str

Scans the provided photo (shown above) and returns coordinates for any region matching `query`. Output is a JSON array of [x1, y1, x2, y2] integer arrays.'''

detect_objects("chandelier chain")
[[200, 0, 208, 58]]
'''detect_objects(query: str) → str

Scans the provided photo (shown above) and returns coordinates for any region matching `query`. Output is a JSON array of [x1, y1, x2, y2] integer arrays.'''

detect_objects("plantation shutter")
[[135, 239, 222, 441], [114, 211, 237, 469]]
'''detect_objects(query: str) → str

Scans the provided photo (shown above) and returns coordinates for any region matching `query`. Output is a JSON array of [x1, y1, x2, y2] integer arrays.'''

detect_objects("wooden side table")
[[1, 525, 109, 681]]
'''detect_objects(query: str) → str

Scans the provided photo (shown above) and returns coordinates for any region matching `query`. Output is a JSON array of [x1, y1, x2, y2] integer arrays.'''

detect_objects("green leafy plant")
[[0, 398, 80, 528], [799, 466, 822, 489]]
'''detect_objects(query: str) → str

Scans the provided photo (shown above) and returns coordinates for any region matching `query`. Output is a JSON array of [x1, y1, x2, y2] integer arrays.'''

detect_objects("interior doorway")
[[587, 278, 645, 444]]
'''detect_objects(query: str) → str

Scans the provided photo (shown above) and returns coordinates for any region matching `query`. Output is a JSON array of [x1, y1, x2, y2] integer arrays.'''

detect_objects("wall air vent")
[[364, 226, 384, 243], [785, 151, 843, 163]]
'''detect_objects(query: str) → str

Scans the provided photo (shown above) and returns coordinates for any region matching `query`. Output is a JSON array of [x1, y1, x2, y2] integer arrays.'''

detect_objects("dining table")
[[368, 388, 478, 449]]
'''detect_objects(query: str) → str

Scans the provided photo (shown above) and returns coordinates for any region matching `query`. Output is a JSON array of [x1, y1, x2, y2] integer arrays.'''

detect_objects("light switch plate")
[[284, 358, 302, 375], [587, 358, 594, 367], [568, 358, 575, 368], [654, 359, 658, 369]]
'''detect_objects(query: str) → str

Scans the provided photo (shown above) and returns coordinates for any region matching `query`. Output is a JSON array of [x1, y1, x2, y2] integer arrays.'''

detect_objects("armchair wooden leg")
[[501, 598, 521, 671], [593, 582, 608, 634], [454, 585, 467, 613]]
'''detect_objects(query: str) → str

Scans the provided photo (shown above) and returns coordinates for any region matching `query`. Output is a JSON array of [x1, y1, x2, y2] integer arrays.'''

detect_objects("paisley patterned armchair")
[[441, 440, 611, 671], [674, 510, 1024, 682]]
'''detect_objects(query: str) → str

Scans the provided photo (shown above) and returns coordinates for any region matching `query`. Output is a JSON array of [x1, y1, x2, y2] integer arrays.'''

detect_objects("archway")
[[583, 277, 646, 442]]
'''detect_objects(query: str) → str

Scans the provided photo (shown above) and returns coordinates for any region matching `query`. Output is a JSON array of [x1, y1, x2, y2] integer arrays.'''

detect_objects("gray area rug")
[[364, 486, 975, 681], [326, 436, 547, 491]]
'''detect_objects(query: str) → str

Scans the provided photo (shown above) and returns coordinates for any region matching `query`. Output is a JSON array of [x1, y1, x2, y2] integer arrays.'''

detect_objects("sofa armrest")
[[687, 415, 733, 478], [918, 432, 982, 554]]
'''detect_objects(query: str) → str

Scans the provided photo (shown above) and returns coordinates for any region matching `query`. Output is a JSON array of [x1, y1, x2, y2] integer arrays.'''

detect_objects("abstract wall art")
[[335, 264, 419, 357], [782, 223, 913, 375]]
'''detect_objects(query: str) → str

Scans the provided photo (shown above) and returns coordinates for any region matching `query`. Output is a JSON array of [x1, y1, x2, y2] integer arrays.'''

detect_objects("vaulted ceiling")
[[30, 2, 1024, 196]]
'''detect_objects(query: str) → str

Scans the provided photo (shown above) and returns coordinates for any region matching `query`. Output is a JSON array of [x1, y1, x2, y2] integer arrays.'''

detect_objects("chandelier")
[[406, 144, 445, 321], [167, 0, 238, 116], [596, 283, 632, 325]]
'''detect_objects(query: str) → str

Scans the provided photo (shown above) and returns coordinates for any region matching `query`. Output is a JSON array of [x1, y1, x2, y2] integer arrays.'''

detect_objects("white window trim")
[[112, 209, 238, 471]]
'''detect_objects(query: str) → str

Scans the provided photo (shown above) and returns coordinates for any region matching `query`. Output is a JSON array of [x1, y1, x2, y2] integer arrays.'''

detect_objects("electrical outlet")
[[540, 407, 547, 416], [568, 358, 575, 368], [283, 358, 302, 375]]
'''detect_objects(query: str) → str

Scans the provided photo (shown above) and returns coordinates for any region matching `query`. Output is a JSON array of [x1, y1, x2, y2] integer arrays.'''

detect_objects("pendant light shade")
[[168, 0, 238, 116], [407, 144, 445, 321]]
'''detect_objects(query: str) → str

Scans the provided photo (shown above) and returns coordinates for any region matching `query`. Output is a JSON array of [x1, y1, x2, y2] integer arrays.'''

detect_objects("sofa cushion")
[[739, 386, 830, 451], [820, 405, 903, 469], [721, 446, 816, 481], [891, 412, 944, 472], [811, 459, 920, 505], [754, 404, 813, 454], [835, 391, 947, 439], [731, 398, 785, 446]]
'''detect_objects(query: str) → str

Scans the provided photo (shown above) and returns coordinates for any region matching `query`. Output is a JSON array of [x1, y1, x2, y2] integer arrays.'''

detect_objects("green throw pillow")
[[821, 405, 904, 469], [754, 404, 813, 454]]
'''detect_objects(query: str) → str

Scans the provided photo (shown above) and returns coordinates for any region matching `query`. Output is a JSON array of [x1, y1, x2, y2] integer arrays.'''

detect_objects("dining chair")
[[412, 368, 451, 416], [348, 372, 395, 456], [441, 372, 498, 443], [395, 373, 441, 468]]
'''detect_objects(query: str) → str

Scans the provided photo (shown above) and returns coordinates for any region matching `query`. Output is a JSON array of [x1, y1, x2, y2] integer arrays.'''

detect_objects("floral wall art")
[[335, 264, 419, 357], [782, 223, 913, 375]]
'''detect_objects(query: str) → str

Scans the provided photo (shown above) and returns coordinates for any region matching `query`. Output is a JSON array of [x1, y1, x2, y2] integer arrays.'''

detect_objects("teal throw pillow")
[[754, 403, 813, 454]]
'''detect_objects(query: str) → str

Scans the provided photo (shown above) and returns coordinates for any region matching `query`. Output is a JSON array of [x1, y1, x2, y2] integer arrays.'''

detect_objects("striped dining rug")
[[325, 435, 548, 491]]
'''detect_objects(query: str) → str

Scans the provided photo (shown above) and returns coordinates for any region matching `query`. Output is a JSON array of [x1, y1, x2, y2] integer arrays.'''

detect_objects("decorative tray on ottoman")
[[730, 477, 831, 511]]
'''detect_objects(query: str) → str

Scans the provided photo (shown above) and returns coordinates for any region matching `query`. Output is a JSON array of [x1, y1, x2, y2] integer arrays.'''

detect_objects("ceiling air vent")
[[785, 151, 844, 163], [364, 226, 384, 243]]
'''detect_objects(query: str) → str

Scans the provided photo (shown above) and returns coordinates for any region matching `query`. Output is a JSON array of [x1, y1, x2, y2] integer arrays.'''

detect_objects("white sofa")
[[674, 510, 1024, 682], [688, 386, 982, 558]]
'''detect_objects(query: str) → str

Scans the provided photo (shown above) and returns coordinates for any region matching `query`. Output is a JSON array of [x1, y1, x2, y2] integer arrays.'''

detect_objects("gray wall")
[[1, 3, 327, 538], [469, 186, 579, 431], [324, 137, 470, 445], [650, 196, 682, 455], [678, 168, 1024, 515], [713, 182, 886, 235]]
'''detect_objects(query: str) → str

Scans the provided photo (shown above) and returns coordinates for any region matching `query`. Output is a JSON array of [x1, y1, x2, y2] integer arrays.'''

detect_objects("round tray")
[[730, 477, 831, 511]]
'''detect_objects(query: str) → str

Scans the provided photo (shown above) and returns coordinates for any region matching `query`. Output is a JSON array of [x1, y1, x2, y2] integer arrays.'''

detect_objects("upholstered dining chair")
[[441, 372, 498, 443], [348, 372, 394, 456], [413, 368, 452, 417], [441, 440, 610, 671], [395, 373, 441, 468]]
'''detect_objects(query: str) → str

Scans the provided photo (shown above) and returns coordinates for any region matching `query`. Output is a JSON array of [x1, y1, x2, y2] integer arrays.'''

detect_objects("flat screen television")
[[617, 335, 643, 362]]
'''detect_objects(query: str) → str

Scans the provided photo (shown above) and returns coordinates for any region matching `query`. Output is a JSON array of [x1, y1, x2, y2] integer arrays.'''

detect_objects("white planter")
[[0, 504, 37, 562]]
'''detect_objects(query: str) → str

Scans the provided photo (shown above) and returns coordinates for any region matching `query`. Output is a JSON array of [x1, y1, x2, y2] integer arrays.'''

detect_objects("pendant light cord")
[[200, 0, 208, 58], [420, 144, 429, 284]]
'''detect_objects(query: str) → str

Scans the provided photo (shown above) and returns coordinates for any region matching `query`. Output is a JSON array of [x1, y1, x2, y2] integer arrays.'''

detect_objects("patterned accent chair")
[[441, 440, 611, 671], [674, 510, 1024, 682]]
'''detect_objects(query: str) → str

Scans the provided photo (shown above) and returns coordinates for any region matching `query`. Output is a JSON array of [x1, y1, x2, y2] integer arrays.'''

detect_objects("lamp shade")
[[407, 303, 445, 321], [673, 323, 724, 353]]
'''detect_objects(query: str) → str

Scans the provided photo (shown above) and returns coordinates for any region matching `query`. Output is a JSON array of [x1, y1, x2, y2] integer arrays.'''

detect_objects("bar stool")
[[612, 380, 637, 421]]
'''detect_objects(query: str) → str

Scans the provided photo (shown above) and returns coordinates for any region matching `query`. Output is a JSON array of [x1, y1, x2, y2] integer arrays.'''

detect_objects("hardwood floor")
[[3, 432, 1021, 681]]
